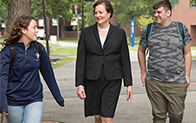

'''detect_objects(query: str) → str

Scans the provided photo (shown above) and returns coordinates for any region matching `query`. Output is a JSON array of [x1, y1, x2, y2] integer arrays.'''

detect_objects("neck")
[[97, 22, 110, 29], [18, 36, 31, 47]]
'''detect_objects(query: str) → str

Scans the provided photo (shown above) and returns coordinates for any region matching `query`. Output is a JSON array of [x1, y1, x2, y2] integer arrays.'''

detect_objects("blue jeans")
[[6, 101, 43, 123]]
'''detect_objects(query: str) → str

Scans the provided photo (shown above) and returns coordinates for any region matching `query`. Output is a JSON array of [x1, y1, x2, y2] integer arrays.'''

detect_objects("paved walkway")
[[1, 41, 196, 123], [40, 41, 196, 123]]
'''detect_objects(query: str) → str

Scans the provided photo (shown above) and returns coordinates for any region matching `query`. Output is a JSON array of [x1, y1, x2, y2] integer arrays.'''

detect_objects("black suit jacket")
[[75, 23, 132, 87]]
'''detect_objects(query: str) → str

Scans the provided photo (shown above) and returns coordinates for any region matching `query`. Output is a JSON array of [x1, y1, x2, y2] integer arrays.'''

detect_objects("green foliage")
[[111, 0, 148, 27], [83, 1, 96, 27], [190, 0, 196, 5], [31, 0, 82, 21], [0, 1, 8, 26], [137, 15, 154, 31]]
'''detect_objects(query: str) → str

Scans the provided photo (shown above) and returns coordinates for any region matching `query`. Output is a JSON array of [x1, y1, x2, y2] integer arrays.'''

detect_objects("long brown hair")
[[3, 15, 36, 46]]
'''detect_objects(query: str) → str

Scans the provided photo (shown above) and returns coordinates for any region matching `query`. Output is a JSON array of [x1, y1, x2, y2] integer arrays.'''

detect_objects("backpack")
[[7, 41, 42, 71], [145, 21, 185, 48]]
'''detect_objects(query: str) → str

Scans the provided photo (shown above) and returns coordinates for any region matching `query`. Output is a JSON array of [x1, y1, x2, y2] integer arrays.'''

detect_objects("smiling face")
[[94, 4, 111, 25], [154, 6, 171, 27], [22, 19, 38, 41]]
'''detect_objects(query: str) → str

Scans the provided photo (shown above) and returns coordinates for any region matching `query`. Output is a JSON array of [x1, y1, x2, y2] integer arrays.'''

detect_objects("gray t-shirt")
[[140, 21, 192, 83]]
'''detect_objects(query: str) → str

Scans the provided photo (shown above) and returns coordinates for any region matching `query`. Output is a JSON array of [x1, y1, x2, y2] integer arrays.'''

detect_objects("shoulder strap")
[[175, 21, 185, 47], [145, 22, 154, 46], [34, 41, 42, 61], [7, 43, 16, 71]]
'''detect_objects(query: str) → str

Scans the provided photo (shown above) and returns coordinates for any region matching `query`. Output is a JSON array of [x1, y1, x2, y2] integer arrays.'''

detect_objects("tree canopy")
[[190, 0, 196, 5]]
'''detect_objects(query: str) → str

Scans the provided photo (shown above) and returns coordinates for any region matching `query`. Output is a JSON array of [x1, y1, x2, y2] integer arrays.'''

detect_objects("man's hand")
[[77, 86, 86, 100], [141, 72, 146, 85]]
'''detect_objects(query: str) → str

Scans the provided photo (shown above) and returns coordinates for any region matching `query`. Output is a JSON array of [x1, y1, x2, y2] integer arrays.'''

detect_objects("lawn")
[[1, 37, 196, 69]]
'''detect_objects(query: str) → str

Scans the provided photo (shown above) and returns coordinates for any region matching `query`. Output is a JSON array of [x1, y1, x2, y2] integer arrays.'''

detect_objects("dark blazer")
[[75, 23, 132, 87]]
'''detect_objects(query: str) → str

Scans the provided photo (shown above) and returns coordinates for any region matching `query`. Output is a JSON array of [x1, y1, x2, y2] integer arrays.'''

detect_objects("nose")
[[36, 28, 39, 33], [154, 12, 158, 17]]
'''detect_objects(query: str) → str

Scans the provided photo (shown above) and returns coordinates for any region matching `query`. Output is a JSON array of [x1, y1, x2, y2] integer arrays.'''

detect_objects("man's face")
[[154, 6, 171, 26]]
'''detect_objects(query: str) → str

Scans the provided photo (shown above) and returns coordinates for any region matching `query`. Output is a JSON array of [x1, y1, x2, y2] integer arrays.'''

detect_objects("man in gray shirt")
[[138, 0, 192, 123]]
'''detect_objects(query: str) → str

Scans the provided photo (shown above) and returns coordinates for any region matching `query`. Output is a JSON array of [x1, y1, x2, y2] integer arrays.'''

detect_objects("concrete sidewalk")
[[41, 61, 196, 123], [1, 41, 196, 123], [40, 42, 196, 123]]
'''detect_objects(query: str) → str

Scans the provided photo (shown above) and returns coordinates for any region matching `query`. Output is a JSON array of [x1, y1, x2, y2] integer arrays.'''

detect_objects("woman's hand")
[[126, 86, 133, 101], [77, 86, 86, 100]]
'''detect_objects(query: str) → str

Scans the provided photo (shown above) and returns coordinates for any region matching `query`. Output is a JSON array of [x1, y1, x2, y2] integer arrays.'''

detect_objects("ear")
[[167, 10, 171, 17], [21, 28, 27, 34]]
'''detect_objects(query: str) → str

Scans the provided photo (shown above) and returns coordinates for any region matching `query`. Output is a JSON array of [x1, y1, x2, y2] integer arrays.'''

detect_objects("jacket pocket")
[[113, 62, 122, 70], [85, 64, 93, 70]]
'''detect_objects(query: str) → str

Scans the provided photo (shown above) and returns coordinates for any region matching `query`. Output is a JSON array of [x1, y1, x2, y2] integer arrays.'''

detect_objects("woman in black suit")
[[76, 0, 133, 122]]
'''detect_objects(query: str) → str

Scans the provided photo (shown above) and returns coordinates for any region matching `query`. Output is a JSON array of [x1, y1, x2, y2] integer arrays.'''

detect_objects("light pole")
[[74, 5, 79, 41], [42, 0, 50, 58]]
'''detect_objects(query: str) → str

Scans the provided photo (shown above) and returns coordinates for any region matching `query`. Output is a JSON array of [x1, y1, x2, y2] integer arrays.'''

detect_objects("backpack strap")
[[175, 21, 185, 47], [7, 43, 16, 72], [145, 22, 154, 47], [34, 41, 42, 61]]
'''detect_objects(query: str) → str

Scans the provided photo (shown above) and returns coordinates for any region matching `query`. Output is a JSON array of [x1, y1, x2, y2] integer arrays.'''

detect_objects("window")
[[171, 0, 180, 10], [190, 0, 196, 9]]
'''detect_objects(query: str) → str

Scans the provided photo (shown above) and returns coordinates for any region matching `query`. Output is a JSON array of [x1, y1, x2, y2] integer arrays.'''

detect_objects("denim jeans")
[[6, 101, 43, 123]]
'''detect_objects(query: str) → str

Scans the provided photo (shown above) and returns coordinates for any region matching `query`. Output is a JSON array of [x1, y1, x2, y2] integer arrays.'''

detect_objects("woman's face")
[[23, 19, 38, 41], [94, 4, 111, 25]]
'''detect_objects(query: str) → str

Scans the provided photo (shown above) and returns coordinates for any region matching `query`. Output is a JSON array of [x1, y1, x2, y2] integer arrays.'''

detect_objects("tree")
[[7, 0, 31, 32], [137, 15, 153, 31], [31, 0, 82, 39], [0, 1, 8, 36], [190, 0, 196, 5]]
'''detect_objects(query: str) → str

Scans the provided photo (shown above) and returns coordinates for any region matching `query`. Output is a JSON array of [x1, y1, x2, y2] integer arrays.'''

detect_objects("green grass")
[[1, 37, 196, 69], [59, 37, 78, 44], [51, 48, 77, 56], [191, 46, 196, 50], [52, 58, 76, 69]]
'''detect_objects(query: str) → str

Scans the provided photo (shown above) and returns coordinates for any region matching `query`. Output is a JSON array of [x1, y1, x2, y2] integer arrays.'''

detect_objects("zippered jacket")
[[0, 41, 64, 113]]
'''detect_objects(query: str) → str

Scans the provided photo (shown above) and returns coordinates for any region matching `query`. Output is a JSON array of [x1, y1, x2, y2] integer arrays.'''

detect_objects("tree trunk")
[[6, 0, 31, 32], [60, 21, 65, 39]]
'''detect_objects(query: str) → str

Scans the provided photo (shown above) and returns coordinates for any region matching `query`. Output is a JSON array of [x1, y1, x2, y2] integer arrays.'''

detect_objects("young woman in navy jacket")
[[0, 15, 64, 123]]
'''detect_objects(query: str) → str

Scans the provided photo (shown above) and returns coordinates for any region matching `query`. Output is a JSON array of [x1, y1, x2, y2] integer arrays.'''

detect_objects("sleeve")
[[183, 24, 192, 45], [39, 44, 64, 106], [0, 46, 11, 113], [139, 25, 148, 48], [121, 29, 133, 86], [75, 30, 86, 87]]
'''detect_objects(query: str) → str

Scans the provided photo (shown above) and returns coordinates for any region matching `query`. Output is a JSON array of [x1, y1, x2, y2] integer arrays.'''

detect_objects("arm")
[[75, 30, 86, 100], [138, 45, 147, 85], [39, 45, 64, 106], [121, 30, 133, 101], [183, 42, 192, 91], [0, 47, 11, 114]]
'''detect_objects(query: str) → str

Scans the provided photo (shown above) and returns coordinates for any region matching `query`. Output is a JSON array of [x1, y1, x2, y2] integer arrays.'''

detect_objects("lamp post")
[[42, 0, 50, 58]]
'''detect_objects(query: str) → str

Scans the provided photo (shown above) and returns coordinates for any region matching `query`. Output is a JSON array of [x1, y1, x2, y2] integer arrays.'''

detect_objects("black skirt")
[[84, 70, 122, 118]]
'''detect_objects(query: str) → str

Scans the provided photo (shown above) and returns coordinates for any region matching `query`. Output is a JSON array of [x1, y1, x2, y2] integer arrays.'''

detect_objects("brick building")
[[171, 0, 196, 46]]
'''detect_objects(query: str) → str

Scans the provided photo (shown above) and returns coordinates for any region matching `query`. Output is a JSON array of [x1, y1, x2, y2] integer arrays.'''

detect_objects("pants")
[[145, 79, 188, 123], [6, 101, 43, 123]]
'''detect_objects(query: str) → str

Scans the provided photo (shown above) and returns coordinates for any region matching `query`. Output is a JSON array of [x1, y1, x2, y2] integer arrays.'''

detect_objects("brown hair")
[[3, 15, 36, 46], [93, 0, 114, 18], [153, 0, 172, 16]]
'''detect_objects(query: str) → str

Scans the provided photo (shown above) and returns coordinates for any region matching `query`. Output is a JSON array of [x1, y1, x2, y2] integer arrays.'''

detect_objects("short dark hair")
[[93, 0, 114, 18], [153, 0, 172, 16]]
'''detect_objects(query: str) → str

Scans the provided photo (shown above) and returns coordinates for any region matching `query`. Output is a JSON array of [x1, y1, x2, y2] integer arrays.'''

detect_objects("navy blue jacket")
[[0, 41, 64, 113]]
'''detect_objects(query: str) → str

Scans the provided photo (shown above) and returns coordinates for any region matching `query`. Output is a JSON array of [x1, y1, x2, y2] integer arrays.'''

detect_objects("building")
[[171, 0, 196, 46]]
